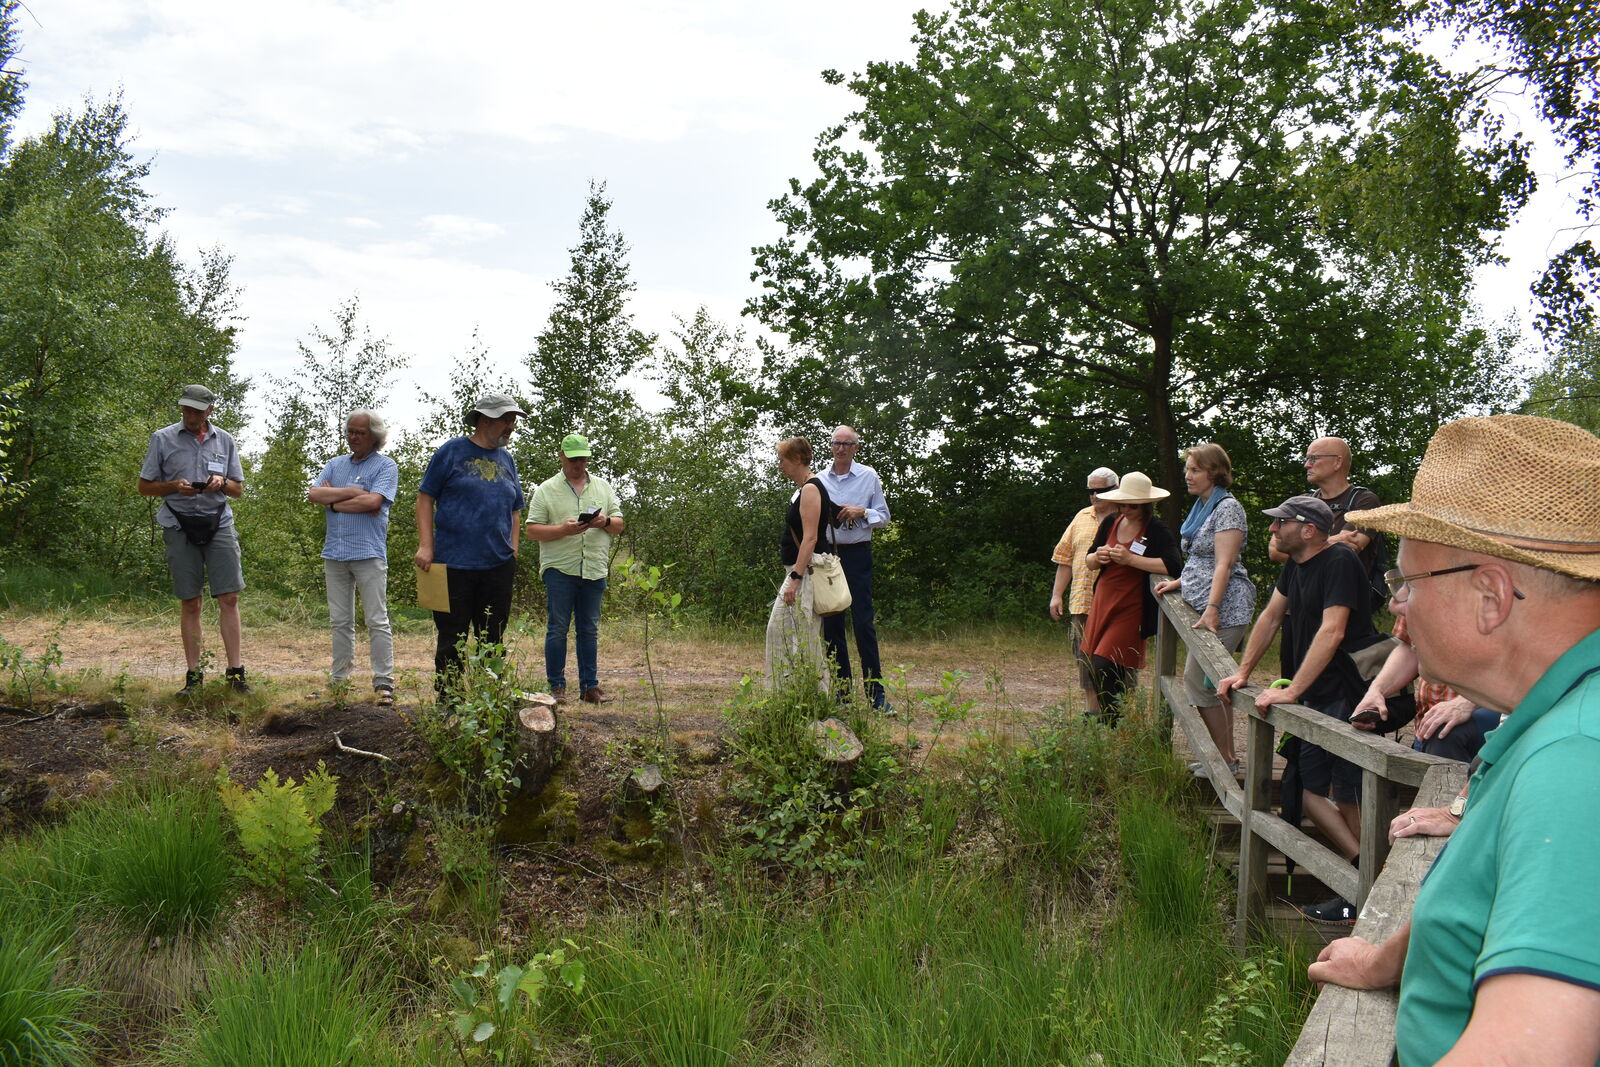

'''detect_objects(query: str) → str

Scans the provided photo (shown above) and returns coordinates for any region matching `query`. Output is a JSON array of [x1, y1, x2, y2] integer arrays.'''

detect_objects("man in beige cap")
[[1049, 466, 1119, 714], [1308, 414, 1600, 1065]]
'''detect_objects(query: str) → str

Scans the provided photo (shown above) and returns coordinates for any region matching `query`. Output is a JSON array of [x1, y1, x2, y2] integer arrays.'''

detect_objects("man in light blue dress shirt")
[[308, 410, 400, 703], [818, 425, 893, 712]]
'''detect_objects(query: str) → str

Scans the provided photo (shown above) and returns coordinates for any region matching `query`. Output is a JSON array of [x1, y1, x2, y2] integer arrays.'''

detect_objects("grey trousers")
[[325, 557, 394, 690]]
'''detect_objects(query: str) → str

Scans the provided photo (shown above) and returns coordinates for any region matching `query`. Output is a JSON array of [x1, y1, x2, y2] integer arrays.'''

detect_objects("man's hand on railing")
[[1389, 806, 1460, 845], [1309, 931, 1406, 991]]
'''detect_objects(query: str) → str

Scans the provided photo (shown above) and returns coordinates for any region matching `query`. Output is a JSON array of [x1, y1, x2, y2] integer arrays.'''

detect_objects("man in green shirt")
[[524, 433, 624, 704], [1308, 414, 1600, 1065]]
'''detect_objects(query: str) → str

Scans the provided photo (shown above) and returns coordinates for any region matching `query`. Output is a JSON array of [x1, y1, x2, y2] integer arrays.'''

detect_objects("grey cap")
[[1263, 494, 1335, 533], [471, 393, 528, 420], [178, 384, 216, 410]]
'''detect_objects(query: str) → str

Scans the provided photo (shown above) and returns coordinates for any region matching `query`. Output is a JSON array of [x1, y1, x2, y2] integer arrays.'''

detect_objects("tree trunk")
[[810, 717, 864, 792], [511, 695, 561, 799]]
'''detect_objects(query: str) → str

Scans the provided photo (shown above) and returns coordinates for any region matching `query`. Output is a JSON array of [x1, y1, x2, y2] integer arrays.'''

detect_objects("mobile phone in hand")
[[1351, 709, 1383, 726], [577, 509, 600, 525]]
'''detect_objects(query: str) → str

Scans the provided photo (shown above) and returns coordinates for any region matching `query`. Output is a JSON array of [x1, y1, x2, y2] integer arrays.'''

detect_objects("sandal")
[[375, 689, 395, 708]]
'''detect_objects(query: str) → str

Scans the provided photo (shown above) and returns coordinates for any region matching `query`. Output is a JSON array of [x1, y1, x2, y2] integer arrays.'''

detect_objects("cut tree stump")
[[511, 693, 561, 798], [810, 717, 863, 791]]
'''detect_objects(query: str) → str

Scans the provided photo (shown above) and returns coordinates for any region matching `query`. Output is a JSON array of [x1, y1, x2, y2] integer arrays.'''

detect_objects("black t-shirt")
[[1274, 543, 1380, 716], [781, 477, 836, 567]]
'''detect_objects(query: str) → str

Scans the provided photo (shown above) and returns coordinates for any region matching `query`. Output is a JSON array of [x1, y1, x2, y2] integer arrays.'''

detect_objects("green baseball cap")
[[561, 433, 592, 458]]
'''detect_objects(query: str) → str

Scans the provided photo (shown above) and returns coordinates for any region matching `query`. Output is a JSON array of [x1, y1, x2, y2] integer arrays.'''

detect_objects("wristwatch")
[[788, 571, 803, 582], [1448, 794, 1468, 819]]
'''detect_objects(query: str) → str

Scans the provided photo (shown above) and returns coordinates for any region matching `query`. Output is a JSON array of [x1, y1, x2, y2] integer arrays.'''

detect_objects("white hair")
[[348, 409, 388, 450], [1087, 467, 1119, 487]]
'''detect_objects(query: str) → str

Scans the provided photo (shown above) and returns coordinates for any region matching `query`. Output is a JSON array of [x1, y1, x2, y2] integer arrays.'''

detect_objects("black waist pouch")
[[172, 508, 223, 546]]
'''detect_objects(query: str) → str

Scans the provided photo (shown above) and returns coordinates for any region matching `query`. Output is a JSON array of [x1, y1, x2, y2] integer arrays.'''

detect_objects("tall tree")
[[272, 295, 409, 462], [0, 79, 241, 563], [751, 0, 1529, 527], [524, 181, 655, 492]]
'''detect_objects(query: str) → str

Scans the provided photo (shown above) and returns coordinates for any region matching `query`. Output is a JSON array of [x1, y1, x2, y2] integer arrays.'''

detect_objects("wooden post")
[[1235, 708, 1274, 948], [1357, 768, 1398, 905], [1152, 591, 1178, 744]]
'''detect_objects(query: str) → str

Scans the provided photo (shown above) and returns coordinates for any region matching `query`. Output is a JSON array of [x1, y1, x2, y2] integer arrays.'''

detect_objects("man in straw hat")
[[1308, 414, 1600, 1065]]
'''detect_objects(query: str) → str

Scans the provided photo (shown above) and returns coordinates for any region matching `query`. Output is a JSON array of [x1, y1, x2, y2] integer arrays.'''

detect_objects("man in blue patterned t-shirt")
[[308, 410, 400, 704]]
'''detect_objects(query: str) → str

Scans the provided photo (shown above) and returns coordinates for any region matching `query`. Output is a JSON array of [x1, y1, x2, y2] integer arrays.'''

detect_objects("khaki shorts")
[[163, 524, 246, 601], [1068, 613, 1095, 692], [1183, 623, 1248, 708]]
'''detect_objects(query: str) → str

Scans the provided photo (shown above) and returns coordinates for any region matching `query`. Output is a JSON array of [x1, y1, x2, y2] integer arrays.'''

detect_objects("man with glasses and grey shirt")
[[818, 425, 893, 713], [1270, 437, 1380, 566], [308, 411, 399, 706], [1050, 468, 1120, 715], [137, 384, 250, 696]]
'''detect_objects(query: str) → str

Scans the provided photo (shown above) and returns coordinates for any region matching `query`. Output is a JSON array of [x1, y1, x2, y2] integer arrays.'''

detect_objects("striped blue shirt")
[[317, 451, 400, 562]]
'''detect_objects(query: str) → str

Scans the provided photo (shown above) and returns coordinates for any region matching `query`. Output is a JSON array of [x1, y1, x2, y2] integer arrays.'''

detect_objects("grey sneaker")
[[1192, 761, 1240, 779]]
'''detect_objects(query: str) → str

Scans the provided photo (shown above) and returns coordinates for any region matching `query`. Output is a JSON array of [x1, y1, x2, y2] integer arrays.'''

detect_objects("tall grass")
[[45, 777, 236, 937], [0, 924, 93, 1067], [157, 941, 399, 1067]]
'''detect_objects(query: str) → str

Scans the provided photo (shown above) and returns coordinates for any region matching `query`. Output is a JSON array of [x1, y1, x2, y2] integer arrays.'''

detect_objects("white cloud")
[[419, 214, 505, 245]]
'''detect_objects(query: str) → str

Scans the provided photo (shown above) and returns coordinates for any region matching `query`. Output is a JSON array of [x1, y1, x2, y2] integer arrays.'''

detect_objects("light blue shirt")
[[818, 461, 890, 546], [317, 451, 400, 562]]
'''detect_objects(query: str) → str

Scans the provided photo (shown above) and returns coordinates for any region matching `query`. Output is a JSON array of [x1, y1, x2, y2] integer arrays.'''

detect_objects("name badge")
[[207, 457, 226, 475], [1129, 541, 1148, 556]]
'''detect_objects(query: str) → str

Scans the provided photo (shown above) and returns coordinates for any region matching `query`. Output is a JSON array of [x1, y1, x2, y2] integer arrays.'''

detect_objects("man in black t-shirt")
[[1217, 493, 1383, 924]]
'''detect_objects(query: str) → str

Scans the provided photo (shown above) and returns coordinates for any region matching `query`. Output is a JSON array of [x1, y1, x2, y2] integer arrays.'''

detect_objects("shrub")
[[217, 762, 337, 902]]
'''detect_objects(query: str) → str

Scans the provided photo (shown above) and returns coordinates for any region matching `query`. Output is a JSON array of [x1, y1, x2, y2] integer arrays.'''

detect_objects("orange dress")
[[1081, 518, 1149, 670]]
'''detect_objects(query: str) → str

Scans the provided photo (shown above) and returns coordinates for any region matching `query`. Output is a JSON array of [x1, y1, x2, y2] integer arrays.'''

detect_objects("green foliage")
[[46, 778, 236, 937], [217, 762, 338, 902], [0, 929, 91, 1067], [158, 941, 398, 1067], [722, 672, 900, 874], [0, 621, 62, 704], [1117, 789, 1220, 934], [432, 945, 586, 1064], [416, 638, 527, 816], [1523, 328, 1600, 434]]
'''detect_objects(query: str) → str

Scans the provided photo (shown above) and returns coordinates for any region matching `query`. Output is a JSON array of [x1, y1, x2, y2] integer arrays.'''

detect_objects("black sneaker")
[[225, 666, 252, 694], [177, 670, 204, 697], [1300, 895, 1358, 925]]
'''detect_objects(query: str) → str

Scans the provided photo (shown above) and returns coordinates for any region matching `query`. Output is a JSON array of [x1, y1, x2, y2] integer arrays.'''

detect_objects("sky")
[[7, 1, 1586, 445]]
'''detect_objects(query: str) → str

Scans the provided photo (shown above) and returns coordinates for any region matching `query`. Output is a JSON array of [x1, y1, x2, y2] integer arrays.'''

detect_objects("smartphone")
[[1351, 709, 1383, 726], [577, 509, 600, 525]]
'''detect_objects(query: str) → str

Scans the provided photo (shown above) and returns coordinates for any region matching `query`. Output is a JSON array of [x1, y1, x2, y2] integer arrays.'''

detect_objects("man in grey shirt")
[[138, 384, 250, 696]]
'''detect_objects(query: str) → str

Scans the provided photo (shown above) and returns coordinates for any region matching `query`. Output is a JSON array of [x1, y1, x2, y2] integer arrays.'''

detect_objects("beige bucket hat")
[[1096, 470, 1170, 504], [1347, 414, 1600, 582]]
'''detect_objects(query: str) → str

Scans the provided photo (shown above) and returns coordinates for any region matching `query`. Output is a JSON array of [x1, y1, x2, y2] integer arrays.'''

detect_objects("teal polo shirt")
[[1397, 627, 1600, 1066], [528, 472, 620, 580]]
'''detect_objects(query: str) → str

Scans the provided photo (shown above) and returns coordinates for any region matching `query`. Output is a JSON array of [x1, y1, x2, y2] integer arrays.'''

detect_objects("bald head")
[[1306, 436, 1351, 490], [830, 425, 860, 471]]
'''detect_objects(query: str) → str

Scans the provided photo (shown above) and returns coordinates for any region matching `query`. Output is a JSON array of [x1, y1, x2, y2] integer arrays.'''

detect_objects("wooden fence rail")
[[1150, 585, 1470, 1064]]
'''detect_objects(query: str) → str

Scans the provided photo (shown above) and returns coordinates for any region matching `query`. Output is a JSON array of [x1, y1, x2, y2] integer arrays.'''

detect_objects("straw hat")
[[1096, 470, 1170, 504], [1347, 414, 1600, 581]]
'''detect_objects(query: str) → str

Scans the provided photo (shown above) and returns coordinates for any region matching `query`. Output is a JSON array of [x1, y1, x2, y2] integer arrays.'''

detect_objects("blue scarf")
[[1180, 487, 1231, 542]]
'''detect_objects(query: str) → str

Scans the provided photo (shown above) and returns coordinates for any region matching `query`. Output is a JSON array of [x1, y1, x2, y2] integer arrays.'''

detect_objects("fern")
[[217, 762, 338, 901]]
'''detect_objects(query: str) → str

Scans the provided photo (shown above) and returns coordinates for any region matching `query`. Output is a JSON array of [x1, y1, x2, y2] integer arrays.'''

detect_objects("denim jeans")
[[820, 543, 886, 707], [324, 557, 393, 689], [543, 568, 607, 692]]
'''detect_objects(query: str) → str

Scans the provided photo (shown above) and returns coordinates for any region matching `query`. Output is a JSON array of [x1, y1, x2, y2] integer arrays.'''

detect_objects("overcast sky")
[[8, 0, 1583, 443]]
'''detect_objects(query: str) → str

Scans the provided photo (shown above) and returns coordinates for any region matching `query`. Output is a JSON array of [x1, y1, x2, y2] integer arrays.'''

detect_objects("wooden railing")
[[1151, 587, 1470, 1066]]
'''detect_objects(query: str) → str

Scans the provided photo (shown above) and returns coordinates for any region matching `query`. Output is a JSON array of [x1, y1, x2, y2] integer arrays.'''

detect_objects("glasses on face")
[[1089, 486, 1115, 495], [830, 440, 858, 448], [1383, 565, 1527, 603], [1304, 454, 1336, 465]]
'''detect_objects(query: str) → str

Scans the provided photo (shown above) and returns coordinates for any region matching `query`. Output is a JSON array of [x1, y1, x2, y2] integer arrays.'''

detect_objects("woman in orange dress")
[[1081, 471, 1180, 720]]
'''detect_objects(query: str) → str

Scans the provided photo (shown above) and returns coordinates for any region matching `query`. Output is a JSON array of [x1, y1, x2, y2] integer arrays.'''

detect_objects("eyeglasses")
[[1303, 454, 1337, 465], [830, 440, 859, 448], [1383, 565, 1526, 603], [1089, 486, 1116, 495]]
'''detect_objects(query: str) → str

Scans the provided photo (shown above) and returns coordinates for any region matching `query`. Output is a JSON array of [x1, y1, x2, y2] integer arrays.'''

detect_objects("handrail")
[[1150, 584, 1469, 1065], [1151, 586, 1455, 922]]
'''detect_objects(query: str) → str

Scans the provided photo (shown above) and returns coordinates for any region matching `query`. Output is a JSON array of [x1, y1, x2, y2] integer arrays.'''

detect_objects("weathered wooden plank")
[[1237, 710, 1276, 946], [1286, 763, 1469, 1067], [1161, 674, 1244, 816]]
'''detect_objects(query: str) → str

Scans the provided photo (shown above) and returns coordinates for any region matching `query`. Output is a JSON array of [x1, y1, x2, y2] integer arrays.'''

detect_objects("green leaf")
[[472, 1020, 496, 1043]]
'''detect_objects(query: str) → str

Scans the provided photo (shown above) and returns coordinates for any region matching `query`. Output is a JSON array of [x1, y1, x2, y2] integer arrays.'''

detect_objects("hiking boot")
[[225, 666, 252, 694], [1300, 895, 1358, 925], [177, 670, 204, 698], [550, 686, 568, 705], [581, 686, 613, 705]]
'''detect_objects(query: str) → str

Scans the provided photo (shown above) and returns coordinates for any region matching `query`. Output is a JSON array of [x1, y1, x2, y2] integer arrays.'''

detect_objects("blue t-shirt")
[[317, 451, 400, 562], [418, 437, 524, 570]]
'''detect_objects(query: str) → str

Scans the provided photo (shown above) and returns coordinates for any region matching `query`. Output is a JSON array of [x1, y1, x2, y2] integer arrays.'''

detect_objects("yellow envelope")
[[416, 562, 449, 613]]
